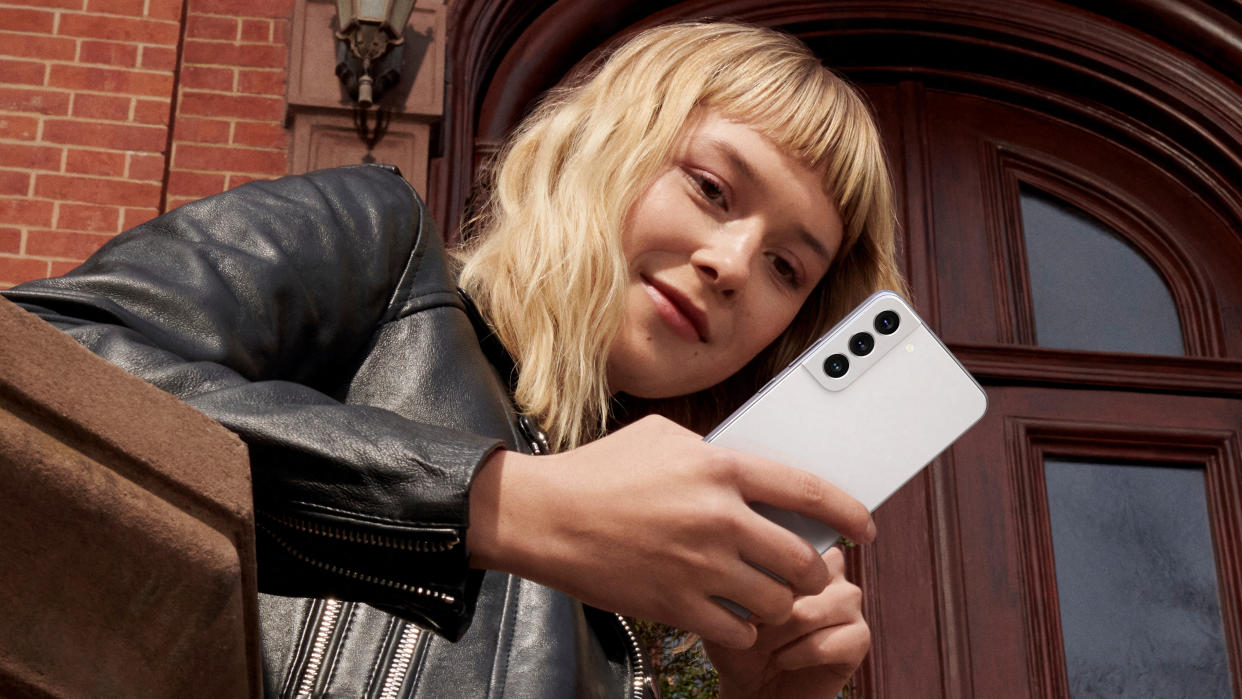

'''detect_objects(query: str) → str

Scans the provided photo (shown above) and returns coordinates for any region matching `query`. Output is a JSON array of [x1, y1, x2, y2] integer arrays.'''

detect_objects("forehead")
[[675, 112, 843, 264]]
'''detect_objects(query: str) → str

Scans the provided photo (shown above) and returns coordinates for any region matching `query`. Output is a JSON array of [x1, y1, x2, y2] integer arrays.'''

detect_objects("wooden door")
[[850, 83, 1242, 697]]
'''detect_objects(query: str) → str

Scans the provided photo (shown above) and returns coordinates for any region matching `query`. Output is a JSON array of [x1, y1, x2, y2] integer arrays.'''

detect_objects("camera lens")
[[849, 332, 875, 356], [823, 353, 849, 378], [874, 310, 900, 335]]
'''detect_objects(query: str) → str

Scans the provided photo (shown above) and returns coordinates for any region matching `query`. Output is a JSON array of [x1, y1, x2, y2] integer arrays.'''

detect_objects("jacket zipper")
[[614, 614, 654, 699], [256, 519, 458, 606], [376, 623, 424, 699], [294, 598, 346, 697], [261, 511, 461, 552]]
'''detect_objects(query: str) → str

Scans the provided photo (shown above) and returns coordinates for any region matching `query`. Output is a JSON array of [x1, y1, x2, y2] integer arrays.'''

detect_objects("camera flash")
[[906, 343, 915, 352]]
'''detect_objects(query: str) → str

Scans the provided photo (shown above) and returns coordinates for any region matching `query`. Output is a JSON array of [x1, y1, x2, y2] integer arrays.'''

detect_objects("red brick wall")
[[0, 0, 294, 289]]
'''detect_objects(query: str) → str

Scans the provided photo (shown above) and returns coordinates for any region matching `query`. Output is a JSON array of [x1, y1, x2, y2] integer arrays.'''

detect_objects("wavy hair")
[[456, 21, 906, 450]]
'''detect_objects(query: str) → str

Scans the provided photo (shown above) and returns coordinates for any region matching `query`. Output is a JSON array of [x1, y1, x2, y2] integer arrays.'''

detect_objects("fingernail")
[[865, 519, 877, 543]]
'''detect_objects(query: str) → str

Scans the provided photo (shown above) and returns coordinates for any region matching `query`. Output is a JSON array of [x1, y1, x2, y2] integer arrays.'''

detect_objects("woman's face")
[[606, 112, 844, 398]]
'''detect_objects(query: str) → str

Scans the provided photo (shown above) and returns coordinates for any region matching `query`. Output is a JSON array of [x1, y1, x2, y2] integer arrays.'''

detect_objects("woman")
[[4, 21, 903, 698]]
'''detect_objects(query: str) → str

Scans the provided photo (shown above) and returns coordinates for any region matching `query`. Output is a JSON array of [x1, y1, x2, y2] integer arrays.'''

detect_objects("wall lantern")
[[334, 0, 416, 108]]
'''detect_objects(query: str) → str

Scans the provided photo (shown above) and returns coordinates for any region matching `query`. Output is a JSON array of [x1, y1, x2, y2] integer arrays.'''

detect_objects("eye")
[[766, 252, 802, 287], [690, 171, 729, 210]]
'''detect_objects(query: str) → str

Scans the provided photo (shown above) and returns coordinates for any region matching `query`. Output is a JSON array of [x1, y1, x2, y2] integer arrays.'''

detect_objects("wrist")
[[466, 448, 554, 576]]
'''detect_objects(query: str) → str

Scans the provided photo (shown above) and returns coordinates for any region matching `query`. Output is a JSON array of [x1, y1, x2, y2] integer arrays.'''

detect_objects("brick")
[[49, 260, 82, 276], [133, 98, 171, 125], [186, 14, 237, 41], [0, 198, 54, 227], [166, 196, 195, 210], [128, 153, 165, 181], [147, 0, 184, 22], [59, 14, 181, 46], [0, 255, 50, 285], [65, 148, 126, 177], [171, 116, 229, 143], [0, 144, 62, 171], [34, 175, 160, 208], [0, 171, 30, 196], [0, 87, 71, 116], [72, 93, 132, 121], [173, 144, 286, 175], [0, 7, 56, 33], [0, 115, 40, 140], [0, 31, 77, 62], [57, 202, 121, 233], [81, 40, 139, 67], [232, 121, 287, 149], [44, 121, 167, 153], [225, 174, 259, 189], [272, 18, 290, 44], [25, 229, 112, 258], [183, 39, 286, 69], [7, 0, 82, 8], [0, 228, 20, 254], [187, 0, 292, 19], [87, 0, 146, 16], [140, 45, 178, 72], [0, 58, 46, 86], [240, 19, 270, 43], [178, 91, 284, 121], [167, 170, 226, 197], [181, 65, 234, 92], [238, 69, 284, 96], [121, 207, 159, 229], [49, 65, 175, 99]]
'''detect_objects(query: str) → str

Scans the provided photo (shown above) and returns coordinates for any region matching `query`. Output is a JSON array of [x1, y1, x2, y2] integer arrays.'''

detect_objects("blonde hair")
[[456, 20, 906, 449]]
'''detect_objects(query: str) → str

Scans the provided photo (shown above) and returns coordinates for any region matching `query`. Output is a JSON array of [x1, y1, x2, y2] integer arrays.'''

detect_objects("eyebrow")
[[702, 136, 837, 265]]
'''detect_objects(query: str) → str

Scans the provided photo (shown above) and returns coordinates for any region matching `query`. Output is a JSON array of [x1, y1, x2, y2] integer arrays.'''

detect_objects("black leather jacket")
[[4, 165, 654, 698]]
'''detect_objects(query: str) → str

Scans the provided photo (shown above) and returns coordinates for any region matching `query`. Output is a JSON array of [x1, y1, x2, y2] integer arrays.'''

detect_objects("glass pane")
[[1045, 459, 1231, 698], [1020, 185, 1184, 355]]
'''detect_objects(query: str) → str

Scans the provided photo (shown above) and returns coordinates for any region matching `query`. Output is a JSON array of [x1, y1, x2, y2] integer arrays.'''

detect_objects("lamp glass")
[[356, 0, 390, 22]]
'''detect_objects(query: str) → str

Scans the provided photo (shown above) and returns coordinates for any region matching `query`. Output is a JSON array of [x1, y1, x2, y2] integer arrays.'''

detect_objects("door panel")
[[855, 82, 1242, 698]]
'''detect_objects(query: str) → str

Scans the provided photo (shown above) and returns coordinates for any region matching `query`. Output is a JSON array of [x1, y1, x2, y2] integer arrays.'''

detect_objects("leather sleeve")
[[1, 164, 501, 640]]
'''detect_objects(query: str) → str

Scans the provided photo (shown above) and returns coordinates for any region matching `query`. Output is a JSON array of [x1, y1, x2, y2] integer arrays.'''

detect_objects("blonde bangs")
[[457, 20, 906, 447]]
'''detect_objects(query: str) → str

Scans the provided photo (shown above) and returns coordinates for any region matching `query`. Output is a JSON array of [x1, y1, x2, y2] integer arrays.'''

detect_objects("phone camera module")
[[848, 332, 875, 356], [874, 310, 900, 335], [823, 353, 850, 378]]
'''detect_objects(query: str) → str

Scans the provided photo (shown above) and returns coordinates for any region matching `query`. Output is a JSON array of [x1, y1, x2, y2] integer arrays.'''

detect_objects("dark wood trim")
[[992, 144, 1225, 358], [954, 344, 1242, 397], [927, 449, 975, 698], [1009, 419, 1242, 698], [1007, 417, 1067, 698], [440, 0, 1242, 244], [895, 81, 941, 327], [1207, 432, 1242, 699], [846, 543, 884, 698], [979, 140, 1038, 346]]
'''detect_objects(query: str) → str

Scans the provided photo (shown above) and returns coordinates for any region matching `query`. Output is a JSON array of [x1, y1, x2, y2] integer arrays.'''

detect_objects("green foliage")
[[633, 619, 719, 698], [632, 618, 860, 698]]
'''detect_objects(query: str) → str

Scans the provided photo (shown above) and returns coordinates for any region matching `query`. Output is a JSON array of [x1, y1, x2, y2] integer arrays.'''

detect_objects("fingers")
[[721, 446, 876, 546], [772, 616, 871, 673], [757, 548, 866, 658], [687, 597, 759, 649], [733, 512, 830, 597]]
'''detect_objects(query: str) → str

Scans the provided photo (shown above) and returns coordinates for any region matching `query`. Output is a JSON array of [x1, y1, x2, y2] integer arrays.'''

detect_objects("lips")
[[642, 276, 709, 342]]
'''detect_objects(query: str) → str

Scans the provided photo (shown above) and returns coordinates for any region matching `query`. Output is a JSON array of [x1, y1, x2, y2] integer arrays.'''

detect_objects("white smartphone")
[[706, 290, 988, 552]]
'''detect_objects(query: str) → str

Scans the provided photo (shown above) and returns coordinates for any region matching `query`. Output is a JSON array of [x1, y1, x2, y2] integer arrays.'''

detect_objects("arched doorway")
[[438, 2, 1242, 695]]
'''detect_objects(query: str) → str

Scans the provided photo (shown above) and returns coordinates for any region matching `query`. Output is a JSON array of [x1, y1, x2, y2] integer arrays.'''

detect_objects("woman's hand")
[[467, 414, 875, 649], [705, 546, 870, 698]]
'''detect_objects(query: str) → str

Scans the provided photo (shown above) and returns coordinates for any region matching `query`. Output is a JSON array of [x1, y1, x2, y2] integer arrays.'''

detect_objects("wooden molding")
[[954, 343, 1242, 397], [438, 0, 1242, 243], [1008, 418, 1242, 698]]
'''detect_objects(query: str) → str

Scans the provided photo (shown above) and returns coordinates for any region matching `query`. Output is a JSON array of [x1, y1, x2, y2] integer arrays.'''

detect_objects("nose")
[[690, 220, 762, 299]]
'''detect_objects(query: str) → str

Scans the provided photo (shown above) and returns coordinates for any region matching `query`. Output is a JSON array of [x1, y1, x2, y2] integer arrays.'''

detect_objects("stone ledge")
[[0, 296, 261, 698]]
